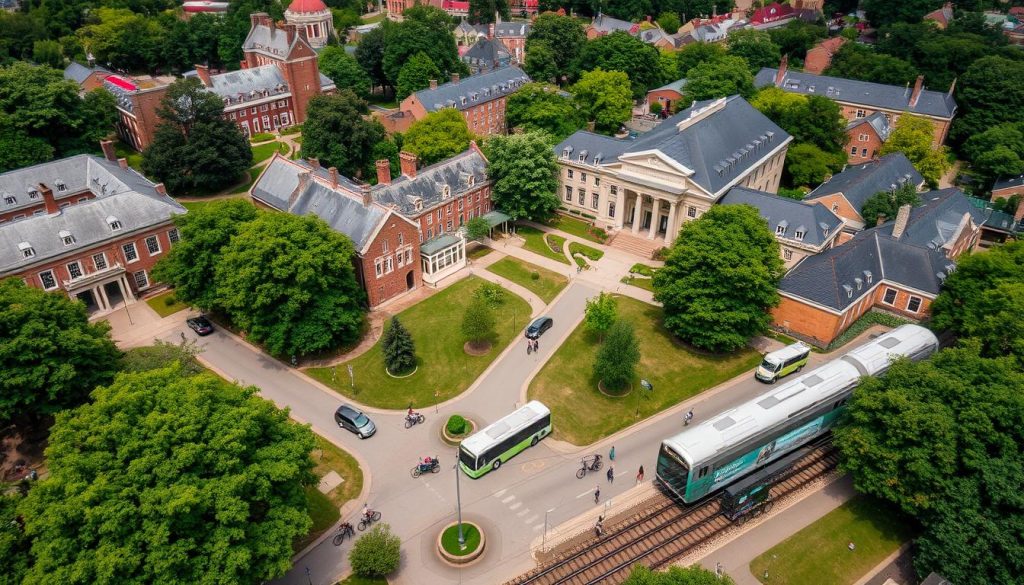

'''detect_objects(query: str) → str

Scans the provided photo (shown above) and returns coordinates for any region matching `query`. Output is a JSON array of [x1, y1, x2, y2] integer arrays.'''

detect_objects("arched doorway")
[[406, 270, 415, 290]]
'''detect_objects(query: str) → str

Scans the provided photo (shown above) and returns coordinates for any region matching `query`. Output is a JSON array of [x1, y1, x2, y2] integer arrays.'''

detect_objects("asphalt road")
[[154, 283, 833, 585]]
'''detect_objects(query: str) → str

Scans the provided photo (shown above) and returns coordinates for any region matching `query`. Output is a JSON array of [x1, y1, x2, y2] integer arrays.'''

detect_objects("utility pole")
[[455, 449, 466, 549]]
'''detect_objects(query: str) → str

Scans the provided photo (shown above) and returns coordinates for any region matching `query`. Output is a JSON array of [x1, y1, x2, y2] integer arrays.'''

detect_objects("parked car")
[[186, 316, 214, 336], [525, 316, 553, 339], [334, 405, 376, 439]]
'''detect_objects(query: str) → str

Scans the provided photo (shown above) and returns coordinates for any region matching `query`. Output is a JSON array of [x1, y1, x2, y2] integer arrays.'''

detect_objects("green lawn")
[[361, 12, 385, 23], [517, 226, 570, 264], [179, 195, 252, 212], [467, 245, 493, 260], [306, 276, 531, 409], [250, 132, 276, 143], [144, 290, 189, 317], [621, 275, 654, 292], [337, 576, 388, 585], [251, 141, 289, 165], [113, 141, 145, 173], [568, 241, 604, 261], [440, 523, 482, 556], [486, 256, 568, 304], [547, 215, 608, 244], [750, 496, 914, 585], [528, 296, 762, 445], [229, 167, 263, 195], [295, 435, 365, 551]]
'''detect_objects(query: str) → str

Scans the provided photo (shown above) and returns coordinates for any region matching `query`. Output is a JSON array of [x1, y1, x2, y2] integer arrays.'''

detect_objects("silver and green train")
[[656, 324, 938, 503]]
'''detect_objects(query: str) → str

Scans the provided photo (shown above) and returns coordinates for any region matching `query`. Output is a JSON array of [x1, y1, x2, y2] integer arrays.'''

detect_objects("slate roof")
[[874, 188, 986, 250], [639, 27, 669, 45], [63, 62, 109, 85], [589, 14, 638, 34], [372, 148, 487, 217], [993, 173, 1024, 192], [462, 37, 511, 72], [420, 233, 461, 255], [754, 67, 957, 119], [805, 153, 923, 214], [474, 22, 531, 37], [243, 21, 297, 59], [650, 78, 687, 95], [0, 155, 185, 274], [846, 111, 891, 142], [206, 65, 334, 99], [251, 155, 387, 251], [413, 66, 529, 112], [720, 186, 843, 247], [554, 96, 792, 199]]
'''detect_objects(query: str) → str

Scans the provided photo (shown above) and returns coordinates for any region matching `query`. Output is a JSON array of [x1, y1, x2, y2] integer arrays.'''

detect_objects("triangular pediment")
[[617, 150, 694, 178]]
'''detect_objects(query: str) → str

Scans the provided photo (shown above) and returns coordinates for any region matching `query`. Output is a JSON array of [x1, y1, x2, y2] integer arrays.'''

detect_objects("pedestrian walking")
[[179, 331, 186, 343], [609, 445, 615, 461], [527, 340, 532, 355], [594, 514, 604, 537], [594, 484, 601, 504], [606, 465, 614, 484], [636, 465, 644, 484]]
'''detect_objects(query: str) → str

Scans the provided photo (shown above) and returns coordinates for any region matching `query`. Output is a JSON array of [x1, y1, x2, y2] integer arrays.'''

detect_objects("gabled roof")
[[372, 148, 487, 216], [993, 173, 1024, 193], [720, 186, 843, 247], [846, 111, 891, 142], [555, 96, 792, 199], [805, 153, 923, 213], [462, 37, 511, 70], [589, 14, 638, 34], [251, 155, 388, 251], [205, 65, 287, 99], [242, 18, 316, 60], [650, 78, 687, 95], [413, 66, 529, 112], [0, 156, 185, 274], [63, 62, 109, 85], [639, 27, 669, 44], [754, 67, 957, 119], [474, 22, 531, 37], [874, 188, 986, 251]]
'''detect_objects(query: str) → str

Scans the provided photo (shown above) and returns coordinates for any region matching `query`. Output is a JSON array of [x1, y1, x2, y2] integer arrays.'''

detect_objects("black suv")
[[525, 316, 553, 339], [334, 405, 376, 439]]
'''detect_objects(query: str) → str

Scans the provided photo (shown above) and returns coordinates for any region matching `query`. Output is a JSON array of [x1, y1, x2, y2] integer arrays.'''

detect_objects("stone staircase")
[[607, 230, 664, 260]]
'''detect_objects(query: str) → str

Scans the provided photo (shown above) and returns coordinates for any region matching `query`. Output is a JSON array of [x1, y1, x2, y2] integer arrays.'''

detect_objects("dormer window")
[[442, 185, 451, 199], [468, 175, 475, 187], [107, 216, 122, 231], [27, 189, 39, 199], [18, 242, 34, 258], [794, 229, 805, 240], [864, 270, 873, 284], [775, 225, 786, 236], [562, 148, 570, 159], [414, 198, 423, 211], [55, 180, 66, 192], [831, 203, 839, 213], [855, 277, 863, 290], [844, 285, 853, 299], [59, 230, 75, 246], [578, 154, 585, 163]]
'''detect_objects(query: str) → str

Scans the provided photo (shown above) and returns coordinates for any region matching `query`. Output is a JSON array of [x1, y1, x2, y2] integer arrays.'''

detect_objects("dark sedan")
[[525, 316, 553, 339], [186, 316, 214, 336]]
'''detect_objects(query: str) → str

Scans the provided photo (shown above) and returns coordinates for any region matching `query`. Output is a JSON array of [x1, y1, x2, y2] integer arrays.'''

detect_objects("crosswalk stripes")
[[493, 489, 544, 532]]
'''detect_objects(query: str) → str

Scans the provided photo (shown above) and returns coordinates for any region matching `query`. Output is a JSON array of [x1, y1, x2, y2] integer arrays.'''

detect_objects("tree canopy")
[[141, 77, 252, 195], [860, 183, 920, 226], [214, 212, 366, 357], [506, 82, 584, 140], [396, 51, 441, 101], [584, 292, 618, 340], [783, 143, 845, 189], [462, 298, 497, 350], [302, 90, 385, 179], [572, 68, 633, 134], [623, 565, 736, 585], [751, 87, 848, 155], [675, 42, 726, 77], [574, 31, 661, 98], [349, 523, 401, 578], [318, 45, 372, 99], [525, 13, 586, 84], [824, 42, 919, 86], [382, 15, 462, 87], [961, 122, 1024, 188], [523, 41, 559, 84], [594, 320, 640, 392], [468, 0, 510, 23], [382, 317, 417, 375], [834, 344, 1024, 585], [767, 20, 827, 60], [726, 29, 781, 73], [18, 366, 317, 585], [486, 131, 560, 222], [0, 279, 121, 424], [403, 108, 474, 167], [355, 26, 388, 91], [861, 0, 947, 29], [653, 205, 783, 352], [682, 55, 755, 102], [952, 56, 1024, 146], [879, 115, 950, 187]]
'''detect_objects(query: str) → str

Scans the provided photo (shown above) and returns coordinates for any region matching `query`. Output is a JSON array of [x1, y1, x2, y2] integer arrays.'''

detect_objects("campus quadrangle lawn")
[[750, 496, 914, 585], [517, 226, 570, 264], [527, 296, 761, 445], [486, 256, 568, 304], [307, 276, 531, 409]]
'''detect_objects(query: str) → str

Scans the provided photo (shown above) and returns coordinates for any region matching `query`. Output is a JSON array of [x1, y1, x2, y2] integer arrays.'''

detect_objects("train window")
[[698, 466, 709, 478]]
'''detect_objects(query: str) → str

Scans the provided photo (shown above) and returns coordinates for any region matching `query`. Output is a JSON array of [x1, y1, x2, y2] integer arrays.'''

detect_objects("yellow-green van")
[[755, 341, 811, 384]]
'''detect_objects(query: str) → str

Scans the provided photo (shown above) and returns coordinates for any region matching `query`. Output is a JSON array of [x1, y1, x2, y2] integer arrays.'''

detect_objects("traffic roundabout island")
[[441, 415, 476, 445], [436, 521, 485, 565]]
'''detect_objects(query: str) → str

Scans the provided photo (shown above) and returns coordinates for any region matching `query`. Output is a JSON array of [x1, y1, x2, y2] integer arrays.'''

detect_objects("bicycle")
[[332, 522, 355, 546], [576, 454, 603, 479], [358, 510, 382, 531]]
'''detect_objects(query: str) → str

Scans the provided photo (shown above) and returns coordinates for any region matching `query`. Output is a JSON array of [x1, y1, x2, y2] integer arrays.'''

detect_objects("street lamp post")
[[455, 450, 465, 549], [543, 507, 555, 552], [637, 379, 653, 417]]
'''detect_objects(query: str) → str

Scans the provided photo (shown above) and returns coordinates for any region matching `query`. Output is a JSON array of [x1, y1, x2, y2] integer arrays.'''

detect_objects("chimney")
[[451, 73, 460, 84], [488, 23, 495, 38], [329, 167, 339, 189], [154, 183, 167, 195], [375, 159, 392, 185], [289, 172, 310, 210], [948, 76, 957, 97], [195, 64, 211, 87], [774, 55, 788, 87], [586, 120, 595, 132], [39, 184, 59, 215], [891, 204, 912, 240], [100, 139, 116, 162], [250, 12, 262, 28], [909, 75, 924, 108], [429, 79, 438, 90], [308, 158, 320, 170], [399, 151, 417, 178], [117, 158, 128, 170], [361, 184, 372, 207], [876, 213, 886, 227]]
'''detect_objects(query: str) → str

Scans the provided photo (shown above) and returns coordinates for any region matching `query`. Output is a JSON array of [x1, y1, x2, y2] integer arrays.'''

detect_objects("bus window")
[[458, 446, 477, 470], [698, 465, 709, 478]]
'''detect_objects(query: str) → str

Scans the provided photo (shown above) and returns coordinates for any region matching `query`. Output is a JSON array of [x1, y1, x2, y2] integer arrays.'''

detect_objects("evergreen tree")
[[594, 320, 640, 392], [462, 298, 496, 351], [382, 317, 417, 375]]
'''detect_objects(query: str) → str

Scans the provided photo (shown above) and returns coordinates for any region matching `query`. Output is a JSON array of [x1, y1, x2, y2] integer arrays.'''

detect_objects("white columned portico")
[[615, 192, 626, 229], [630, 193, 642, 234], [647, 197, 659, 239], [664, 201, 678, 246], [117, 277, 133, 303], [98, 283, 111, 310]]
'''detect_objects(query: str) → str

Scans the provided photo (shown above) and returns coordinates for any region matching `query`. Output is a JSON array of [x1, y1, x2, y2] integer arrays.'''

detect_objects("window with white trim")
[[591, 193, 599, 209], [4, 195, 15, 205], [145, 235, 161, 255], [794, 229, 804, 240], [858, 133, 868, 142], [382, 239, 389, 253], [687, 206, 696, 218], [882, 288, 897, 305], [831, 203, 839, 213], [168, 228, 180, 243], [375, 258, 383, 277], [855, 109, 866, 118], [577, 188, 585, 205], [93, 253, 107, 270], [906, 295, 922, 313], [784, 249, 792, 261], [608, 202, 616, 218], [580, 172, 587, 183], [775, 225, 786, 236], [567, 169, 574, 179], [67, 261, 83, 280], [850, 146, 858, 155], [565, 186, 572, 201], [20, 244, 34, 258], [133, 270, 149, 290], [610, 185, 618, 196], [122, 242, 138, 262], [61, 233, 75, 246], [39, 270, 57, 290]]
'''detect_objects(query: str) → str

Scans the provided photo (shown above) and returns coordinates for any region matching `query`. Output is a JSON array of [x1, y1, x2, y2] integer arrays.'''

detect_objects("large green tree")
[[824, 42, 919, 86], [302, 90, 385, 179], [675, 42, 726, 77], [215, 212, 366, 357], [355, 25, 388, 92], [861, 0, 946, 29], [574, 31, 661, 98], [526, 13, 587, 84], [594, 320, 640, 392], [349, 523, 401, 578], [468, 0, 510, 23], [860, 183, 920, 225], [961, 122, 1024, 188], [396, 51, 441, 101], [523, 41, 559, 84], [584, 292, 618, 341], [653, 205, 783, 352], [726, 29, 781, 73], [141, 78, 252, 194], [0, 279, 121, 424], [571, 68, 632, 134], [834, 344, 1024, 585], [76, 8, 163, 71], [403, 108, 473, 167], [152, 199, 258, 312], [751, 87, 848, 155], [506, 82, 584, 140], [767, 20, 827, 60], [382, 15, 462, 86], [783, 143, 845, 189], [952, 56, 1024, 145], [18, 366, 317, 585], [462, 298, 497, 351], [879, 115, 950, 187], [319, 45, 372, 99], [623, 565, 736, 585], [487, 131, 560, 221], [682, 55, 755, 102]]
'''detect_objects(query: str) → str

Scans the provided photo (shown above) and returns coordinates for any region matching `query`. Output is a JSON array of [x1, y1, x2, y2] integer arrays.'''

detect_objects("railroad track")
[[507, 444, 840, 585]]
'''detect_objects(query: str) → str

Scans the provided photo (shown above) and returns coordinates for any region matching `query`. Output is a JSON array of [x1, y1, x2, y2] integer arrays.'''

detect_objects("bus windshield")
[[458, 446, 477, 471], [759, 358, 780, 372], [656, 444, 690, 497]]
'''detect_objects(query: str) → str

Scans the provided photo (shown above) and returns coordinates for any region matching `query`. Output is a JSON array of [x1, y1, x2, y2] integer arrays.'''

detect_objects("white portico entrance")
[[64, 262, 138, 316], [619, 189, 683, 246]]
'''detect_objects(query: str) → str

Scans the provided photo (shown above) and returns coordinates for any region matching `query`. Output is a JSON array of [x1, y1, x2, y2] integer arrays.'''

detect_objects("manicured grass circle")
[[441, 523, 481, 556]]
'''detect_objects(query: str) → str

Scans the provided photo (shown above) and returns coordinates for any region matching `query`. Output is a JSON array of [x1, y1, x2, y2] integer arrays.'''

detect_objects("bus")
[[458, 401, 551, 478], [754, 341, 811, 383]]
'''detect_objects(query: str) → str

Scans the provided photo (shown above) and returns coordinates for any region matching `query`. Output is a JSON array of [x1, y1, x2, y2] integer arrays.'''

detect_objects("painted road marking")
[[516, 508, 530, 517], [509, 502, 522, 510], [502, 495, 516, 504], [493, 489, 507, 499], [524, 515, 538, 524], [576, 488, 594, 499]]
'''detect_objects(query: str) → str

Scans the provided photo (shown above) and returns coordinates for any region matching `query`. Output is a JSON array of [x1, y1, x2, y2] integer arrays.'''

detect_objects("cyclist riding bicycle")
[[363, 504, 374, 521]]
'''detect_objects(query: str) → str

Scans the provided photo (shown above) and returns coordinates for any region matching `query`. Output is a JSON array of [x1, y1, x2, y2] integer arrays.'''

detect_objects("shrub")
[[446, 414, 467, 435], [531, 271, 540, 280], [582, 212, 597, 220], [349, 523, 401, 577], [462, 298, 496, 349], [629, 263, 656, 277], [473, 282, 507, 307], [250, 132, 276, 143], [279, 124, 303, 135], [594, 321, 640, 392], [569, 208, 582, 216], [649, 102, 663, 115], [163, 295, 177, 306], [590, 226, 608, 242]]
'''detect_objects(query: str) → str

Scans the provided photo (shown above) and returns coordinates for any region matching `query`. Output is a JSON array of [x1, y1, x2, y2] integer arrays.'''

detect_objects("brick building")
[[755, 57, 958, 147], [554, 96, 791, 256], [803, 37, 846, 75], [63, 62, 111, 93], [772, 188, 984, 345], [586, 13, 639, 39], [845, 112, 891, 164], [103, 73, 178, 151], [475, 21, 531, 64], [0, 141, 186, 315], [646, 79, 687, 114], [399, 66, 530, 136], [462, 37, 512, 75], [803, 153, 924, 233]]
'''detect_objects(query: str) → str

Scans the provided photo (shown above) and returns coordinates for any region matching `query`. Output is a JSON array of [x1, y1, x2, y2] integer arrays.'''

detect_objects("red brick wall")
[[811, 194, 862, 226], [414, 186, 492, 240], [463, 96, 508, 135], [803, 45, 834, 75], [992, 185, 1024, 222], [647, 89, 684, 113], [846, 125, 883, 164], [358, 213, 423, 307], [226, 97, 295, 135], [837, 105, 952, 147]]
